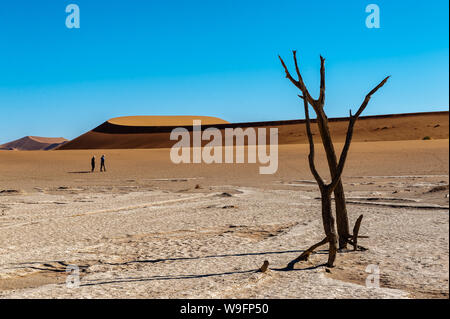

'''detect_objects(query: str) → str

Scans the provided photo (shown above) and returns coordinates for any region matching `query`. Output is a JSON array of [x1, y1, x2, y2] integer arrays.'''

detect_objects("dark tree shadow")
[[99, 249, 307, 266], [80, 269, 257, 287], [274, 262, 328, 272], [80, 260, 330, 287], [10, 249, 332, 288]]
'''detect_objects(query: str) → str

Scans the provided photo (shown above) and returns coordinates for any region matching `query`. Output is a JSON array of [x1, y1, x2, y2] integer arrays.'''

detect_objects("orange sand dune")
[[0, 136, 68, 151], [58, 111, 449, 150]]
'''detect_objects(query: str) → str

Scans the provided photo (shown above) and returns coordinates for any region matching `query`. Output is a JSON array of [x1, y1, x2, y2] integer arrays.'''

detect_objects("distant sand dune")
[[0, 136, 68, 151], [58, 111, 449, 150]]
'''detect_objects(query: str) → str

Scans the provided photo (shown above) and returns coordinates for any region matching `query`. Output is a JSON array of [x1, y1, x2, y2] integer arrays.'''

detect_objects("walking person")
[[91, 156, 96, 172], [100, 155, 106, 172]]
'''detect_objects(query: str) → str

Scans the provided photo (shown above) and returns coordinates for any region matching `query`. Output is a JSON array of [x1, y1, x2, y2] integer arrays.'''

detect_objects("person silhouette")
[[100, 155, 106, 172], [91, 156, 96, 172]]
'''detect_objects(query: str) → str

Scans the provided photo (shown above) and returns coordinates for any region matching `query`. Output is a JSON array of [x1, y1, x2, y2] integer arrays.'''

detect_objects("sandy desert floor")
[[0, 140, 448, 298]]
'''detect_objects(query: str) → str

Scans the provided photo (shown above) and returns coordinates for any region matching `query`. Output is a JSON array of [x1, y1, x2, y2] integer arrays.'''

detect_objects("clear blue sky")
[[0, 0, 448, 143]]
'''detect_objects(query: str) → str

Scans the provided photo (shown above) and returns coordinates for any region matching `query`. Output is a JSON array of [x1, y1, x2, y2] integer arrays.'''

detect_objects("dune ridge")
[[57, 111, 449, 150], [107, 115, 229, 127]]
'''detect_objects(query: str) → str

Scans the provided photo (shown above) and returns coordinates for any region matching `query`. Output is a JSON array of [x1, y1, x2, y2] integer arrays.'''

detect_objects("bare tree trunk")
[[287, 187, 337, 268], [300, 98, 339, 267], [320, 186, 337, 267], [315, 56, 351, 249], [313, 114, 351, 249], [334, 183, 350, 248]]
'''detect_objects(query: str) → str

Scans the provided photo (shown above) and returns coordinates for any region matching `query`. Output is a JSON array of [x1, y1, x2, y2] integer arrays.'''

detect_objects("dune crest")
[[107, 115, 229, 127]]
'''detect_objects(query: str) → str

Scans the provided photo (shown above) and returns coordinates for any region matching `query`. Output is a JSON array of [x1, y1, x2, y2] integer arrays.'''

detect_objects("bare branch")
[[278, 55, 299, 86], [329, 76, 390, 192], [279, 52, 315, 106], [286, 237, 328, 269], [328, 115, 355, 192], [292, 51, 312, 100], [293, 51, 302, 82], [352, 215, 364, 251], [318, 55, 325, 105], [354, 76, 390, 119], [303, 97, 325, 189]]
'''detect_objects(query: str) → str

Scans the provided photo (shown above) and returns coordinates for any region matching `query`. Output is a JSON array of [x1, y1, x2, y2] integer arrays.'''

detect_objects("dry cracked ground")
[[0, 174, 448, 299]]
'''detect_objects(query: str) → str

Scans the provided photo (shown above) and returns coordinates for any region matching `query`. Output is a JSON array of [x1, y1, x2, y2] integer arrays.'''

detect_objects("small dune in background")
[[0, 136, 68, 151]]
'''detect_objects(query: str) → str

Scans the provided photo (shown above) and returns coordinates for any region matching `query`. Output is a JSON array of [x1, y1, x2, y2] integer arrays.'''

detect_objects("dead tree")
[[279, 52, 388, 249], [279, 52, 389, 267]]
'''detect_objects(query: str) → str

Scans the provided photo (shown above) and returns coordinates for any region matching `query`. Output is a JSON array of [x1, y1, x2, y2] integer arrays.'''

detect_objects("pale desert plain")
[[0, 112, 448, 299]]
